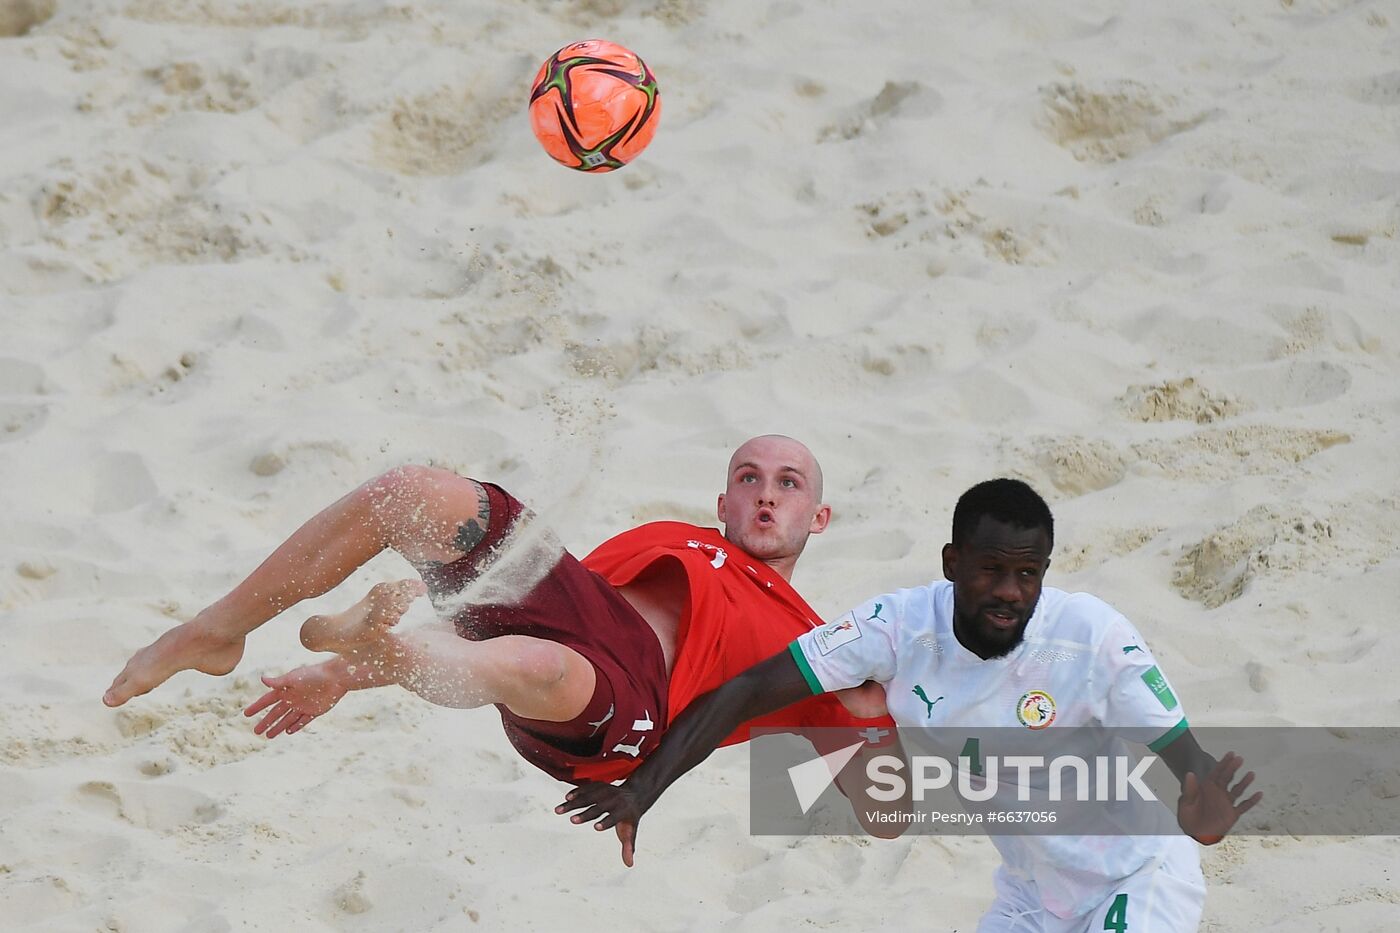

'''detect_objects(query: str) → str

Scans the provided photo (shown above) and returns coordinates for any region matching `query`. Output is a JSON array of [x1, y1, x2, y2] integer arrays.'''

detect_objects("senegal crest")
[[1016, 690, 1056, 730]]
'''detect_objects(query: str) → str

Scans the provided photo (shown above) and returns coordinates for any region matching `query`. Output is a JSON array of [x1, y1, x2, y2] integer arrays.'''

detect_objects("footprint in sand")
[[0, 872, 82, 926], [332, 870, 374, 915], [1131, 424, 1349, 483], [1054, 526, 1163, 574], [92, 451, 160, 514], [819, 80, 942, 142], [1213, 360, 1353, 410], [856, 187, 1049, 266], [1018, 435, 1127, 498], [0, 0, 54, 37], [372, 83, 516, 177], [33, 153, 282, 279], [1119, 377, 1244, 424], [1039, 80, 1211, 163], [76, 779, 221, 831], [1173, 504, 1336, 608], [1121, 308, 1278, 366], [114, 707, 166, 739]]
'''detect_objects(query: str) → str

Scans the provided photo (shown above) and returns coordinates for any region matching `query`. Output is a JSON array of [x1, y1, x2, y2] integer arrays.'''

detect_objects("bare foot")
[[103, 620, 246, 707], [299, 579, 427, 653]]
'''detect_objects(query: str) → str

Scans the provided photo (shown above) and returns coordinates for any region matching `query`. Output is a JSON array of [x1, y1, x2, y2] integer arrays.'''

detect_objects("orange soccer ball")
[[528, 39, 661, 173]]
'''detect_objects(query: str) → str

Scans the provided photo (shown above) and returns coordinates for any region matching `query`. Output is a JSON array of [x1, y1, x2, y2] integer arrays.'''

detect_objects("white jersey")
[[790, 581, 1193, 920]]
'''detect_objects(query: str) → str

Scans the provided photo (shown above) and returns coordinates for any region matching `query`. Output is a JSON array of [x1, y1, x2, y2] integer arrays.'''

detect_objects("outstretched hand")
[[243, 665, 348, 738], [555, 782, 648, 867], [1178, 751, 1262, 845]]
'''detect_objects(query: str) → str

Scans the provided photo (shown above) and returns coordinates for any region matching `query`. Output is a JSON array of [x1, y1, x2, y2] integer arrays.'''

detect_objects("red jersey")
[[574, 522, 893, 781]]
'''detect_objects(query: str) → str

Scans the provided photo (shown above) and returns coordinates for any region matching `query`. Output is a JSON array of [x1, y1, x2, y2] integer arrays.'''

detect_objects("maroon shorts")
[[418, 483, 669, 784]]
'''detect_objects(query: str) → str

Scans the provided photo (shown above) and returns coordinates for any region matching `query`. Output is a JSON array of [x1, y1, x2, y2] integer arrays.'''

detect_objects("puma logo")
[[913, 684, 943, 719], [587, 703, 615, 737], [611, 737, 646, 758]]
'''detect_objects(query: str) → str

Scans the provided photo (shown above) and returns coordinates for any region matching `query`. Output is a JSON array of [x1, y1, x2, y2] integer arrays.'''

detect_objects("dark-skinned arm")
[[834, 732, 913, 839], [555, 648, 813, 866], [1154, 728, 1261, 844]]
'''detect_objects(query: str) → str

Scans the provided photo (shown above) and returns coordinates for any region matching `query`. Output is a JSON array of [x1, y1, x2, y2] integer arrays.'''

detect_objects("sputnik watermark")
[[864, 753, 1157, 803], [788, 744, 1156, 815], [759, 726, 1400, 836]]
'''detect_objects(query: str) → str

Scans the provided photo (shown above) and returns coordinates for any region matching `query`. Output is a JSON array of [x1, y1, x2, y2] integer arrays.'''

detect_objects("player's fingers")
[[568, 802, 611, 825], [560, 785, 615, 813], [277, 708, 308, 738], [555, 791, 586, 813], [1182, 771, 1199, 802], [244, 690, 281, 718], [1229, 770, 1255, 802], [1213, 752, 1242, 786], [262, 708, 290, 738], [266, 706, 301, 739], [556, 790, 598, 814], [617, 822, 637, 868], [254, 700, 291, 735], [263, 671, 304, 692], [1237, 790, 1263, 817]]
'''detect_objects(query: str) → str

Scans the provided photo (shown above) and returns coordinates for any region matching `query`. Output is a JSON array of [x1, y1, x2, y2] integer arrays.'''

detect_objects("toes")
[[103, 672, 139, 707], [385, 578, 426, 603]]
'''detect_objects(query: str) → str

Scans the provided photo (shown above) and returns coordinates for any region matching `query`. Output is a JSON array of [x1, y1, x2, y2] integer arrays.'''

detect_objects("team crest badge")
[[1016, 690, 1056, 730]]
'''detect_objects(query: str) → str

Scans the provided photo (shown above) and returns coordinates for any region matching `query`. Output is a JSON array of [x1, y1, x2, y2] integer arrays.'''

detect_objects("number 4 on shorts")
[[1103, 893, 1128, 932]]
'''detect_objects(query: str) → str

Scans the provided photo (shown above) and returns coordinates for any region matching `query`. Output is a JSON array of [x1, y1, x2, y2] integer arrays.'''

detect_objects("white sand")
[[3, 0, 1399, 929]]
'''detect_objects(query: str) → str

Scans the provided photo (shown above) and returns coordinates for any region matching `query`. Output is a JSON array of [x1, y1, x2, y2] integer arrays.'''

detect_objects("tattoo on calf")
[[451, 480, 492, 555]]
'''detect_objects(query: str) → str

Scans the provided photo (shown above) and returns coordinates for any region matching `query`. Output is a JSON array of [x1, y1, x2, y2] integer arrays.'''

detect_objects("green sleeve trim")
[[788, 640, 826, 696], [1147, 718, 1190, 752]]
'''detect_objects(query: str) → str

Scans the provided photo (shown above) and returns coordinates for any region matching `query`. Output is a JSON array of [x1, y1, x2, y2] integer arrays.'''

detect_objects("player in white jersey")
[[559, 478, 1261, 932]]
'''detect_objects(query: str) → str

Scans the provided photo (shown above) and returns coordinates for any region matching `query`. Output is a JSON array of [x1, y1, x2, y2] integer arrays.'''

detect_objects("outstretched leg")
[[248, 624, 596, 737], [358, 628, 597, 720], [105, 466, 493, 707]]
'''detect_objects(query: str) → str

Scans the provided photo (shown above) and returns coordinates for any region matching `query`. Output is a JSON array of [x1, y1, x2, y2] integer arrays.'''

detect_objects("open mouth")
[[756, 508, 775, 526], [982, 607, 1020, 630]]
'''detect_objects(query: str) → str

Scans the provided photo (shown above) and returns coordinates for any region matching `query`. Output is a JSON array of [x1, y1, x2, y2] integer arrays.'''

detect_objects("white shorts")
[[977, 839, 1205, 933]]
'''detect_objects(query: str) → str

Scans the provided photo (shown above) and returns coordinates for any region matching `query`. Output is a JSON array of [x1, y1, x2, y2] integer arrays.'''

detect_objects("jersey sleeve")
[[1098, 614, 1189, 752], [789, 595, 900, 695]]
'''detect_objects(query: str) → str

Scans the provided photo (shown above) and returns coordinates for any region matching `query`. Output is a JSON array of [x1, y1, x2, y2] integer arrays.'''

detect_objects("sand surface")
[[2, 0, 1398, 929]]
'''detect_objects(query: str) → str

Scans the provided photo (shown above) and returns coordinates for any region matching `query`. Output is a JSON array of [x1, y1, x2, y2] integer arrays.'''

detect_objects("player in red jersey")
[[103, 437, 896, 814]]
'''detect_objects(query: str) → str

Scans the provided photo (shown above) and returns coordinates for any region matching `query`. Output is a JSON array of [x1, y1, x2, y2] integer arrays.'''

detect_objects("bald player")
[[104, 436, 896, 802]]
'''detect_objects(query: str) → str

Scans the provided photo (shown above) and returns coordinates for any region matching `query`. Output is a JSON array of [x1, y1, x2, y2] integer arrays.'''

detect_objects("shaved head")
[[726, 434, 824, 501]]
